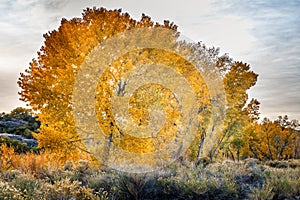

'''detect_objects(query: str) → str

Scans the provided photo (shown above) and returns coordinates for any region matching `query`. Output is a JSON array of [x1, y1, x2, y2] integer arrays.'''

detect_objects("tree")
[[0, 107, 39, 139], [207, 61, 258, 160], [275, 116, 300, 159], [233, 98, 261, 159], [245, 98, 260, 123], [243, 116, 300, 161], [19, 8, 215, 166], [18, 7, 259, 166], [179, 45, 259, 162]]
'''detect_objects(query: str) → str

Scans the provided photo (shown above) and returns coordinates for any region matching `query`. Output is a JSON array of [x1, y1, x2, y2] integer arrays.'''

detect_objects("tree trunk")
[[102, 133, 113, 169], [209, 126, 225, 161], [228, 148, 235, 162], [266, 132, 274, 160], [196, 128, 206, 162]]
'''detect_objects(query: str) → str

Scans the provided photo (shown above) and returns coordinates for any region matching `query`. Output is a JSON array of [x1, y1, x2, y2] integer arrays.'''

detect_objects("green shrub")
[[270, 168, 300, 199], [0, 180, 25, 200], [249, 182, 274, 200], [0, 137, 39, 154], [12, 174, 43, 200], [41, 178, 98, 200], [266, 160, 289, 168]]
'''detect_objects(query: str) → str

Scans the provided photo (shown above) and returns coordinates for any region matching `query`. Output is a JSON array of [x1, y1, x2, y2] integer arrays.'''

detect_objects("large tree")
[[188, 46, 258, 161], [19, 7, 258, 167], [19, 8, 215, 166]]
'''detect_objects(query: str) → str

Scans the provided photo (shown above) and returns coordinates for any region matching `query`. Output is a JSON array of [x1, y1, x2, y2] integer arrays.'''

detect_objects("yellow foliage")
[[246, 120, 299, 160], [18, 7, 216, 168], [18, 7, 263, 166], [95, 49, 209, 154], [0, 144, 15, 171], [207, 62, 258, 160]]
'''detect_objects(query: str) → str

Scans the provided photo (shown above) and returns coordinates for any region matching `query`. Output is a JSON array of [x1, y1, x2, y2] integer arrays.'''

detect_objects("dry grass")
[[1, 148, 300, 200]]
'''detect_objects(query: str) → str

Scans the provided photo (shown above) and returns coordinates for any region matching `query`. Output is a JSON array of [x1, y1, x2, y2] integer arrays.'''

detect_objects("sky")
[[0, 0, 299, 121]]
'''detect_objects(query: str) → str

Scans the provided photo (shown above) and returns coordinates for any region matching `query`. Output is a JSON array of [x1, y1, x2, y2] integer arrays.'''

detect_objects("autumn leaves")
[[17, 7, 298, 173]]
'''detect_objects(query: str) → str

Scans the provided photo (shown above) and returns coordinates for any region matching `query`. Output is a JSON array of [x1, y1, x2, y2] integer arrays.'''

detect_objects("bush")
[[0, 180, 25, 200], [249, 182, 274, 200], [0, 137, 39, 154], [0, 158, 299, 199], [11, 174, 43, 200], [0, 144, 15, 171]]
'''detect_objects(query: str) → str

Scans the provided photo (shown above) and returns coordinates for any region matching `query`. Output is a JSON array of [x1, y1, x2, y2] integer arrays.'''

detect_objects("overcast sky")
[[0, 0, 299, 121]]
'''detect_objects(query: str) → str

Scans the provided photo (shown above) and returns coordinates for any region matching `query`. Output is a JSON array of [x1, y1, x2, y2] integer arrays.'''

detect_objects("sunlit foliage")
[[18, 7, 264, 164], [243, 116, 300, 160], [19, 8, 201, 163]]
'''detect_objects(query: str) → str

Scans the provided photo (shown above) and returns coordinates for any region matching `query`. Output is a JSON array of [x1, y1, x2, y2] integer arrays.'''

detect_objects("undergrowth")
[[0, 149, 299, 199]]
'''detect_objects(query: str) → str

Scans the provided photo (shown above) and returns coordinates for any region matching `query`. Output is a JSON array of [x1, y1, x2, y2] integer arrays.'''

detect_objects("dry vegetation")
[[1, 145, 299, 200], [1, 7, 300, 200]]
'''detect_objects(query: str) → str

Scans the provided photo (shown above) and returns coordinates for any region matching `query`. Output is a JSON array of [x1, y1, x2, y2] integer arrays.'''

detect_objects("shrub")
[[270, 168, 300, 199], [0, 180, 25, 200], [249, 182, 274, 200], [13, 151, 60, 177], [0, 137, 39, 154], [11, 174, 43, 200], [266, 160, 289, 168], [0, 157, 299, 199], [41, 178, 103, 200], [0, 144, 15, 171]]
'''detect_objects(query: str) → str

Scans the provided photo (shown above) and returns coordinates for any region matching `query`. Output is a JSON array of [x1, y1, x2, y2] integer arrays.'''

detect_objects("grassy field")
[[1, 158, 299, 200]]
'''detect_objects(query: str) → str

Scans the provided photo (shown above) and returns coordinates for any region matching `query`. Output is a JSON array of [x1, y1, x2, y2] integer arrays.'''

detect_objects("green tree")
[[0, 107, 39, 139]]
